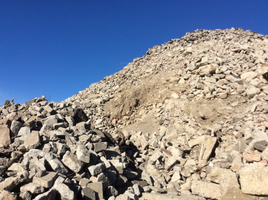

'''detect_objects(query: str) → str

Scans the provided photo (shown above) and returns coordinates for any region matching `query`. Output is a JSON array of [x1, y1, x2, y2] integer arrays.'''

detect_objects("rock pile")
[[0, 28, 268, 200]]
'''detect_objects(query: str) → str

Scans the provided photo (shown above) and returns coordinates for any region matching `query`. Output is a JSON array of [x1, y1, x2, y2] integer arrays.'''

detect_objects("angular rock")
[[32, 172, 58, 188], [142, 193, 206, 200], [0, 125, 10, 147], [243, 150, 261, 162], [198, 136, 217, 166], [77, 143, 90, 163], [94, 142, 108, 152], [246, 86, 260, 97], [88, 163, 105, 176], [62, 151, 83, 173], [29, 156, 47, 177], [24, 130, 41, 150], [18, 126, 31, 137], [115, 194, 130, 200], [165, 156, 178, 170], [73, 108, 88, 123], [239, 165, 268, 195], [241, 71, 258, 80], [44, 153, 68, 174], [87, 182, 103, 199], [0, 177, 21, 192], [199, 64, 217, 76], [33, 188, 57, 200], [82, 187, 97, 200], [53, 177, 74, 200], [0, 190, 17, 200], [20, 182, 45, 194], [191, 180, 221, 199], [10, 120, 22, 138], [253, 140, 268, 151]]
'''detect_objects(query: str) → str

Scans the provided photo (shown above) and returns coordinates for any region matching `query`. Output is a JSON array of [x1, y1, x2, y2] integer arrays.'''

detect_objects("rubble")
[[0, 28, 268, 199]]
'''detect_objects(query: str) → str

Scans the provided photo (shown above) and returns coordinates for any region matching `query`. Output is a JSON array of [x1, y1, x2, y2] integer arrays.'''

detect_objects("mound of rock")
[[0, 28, 268, 200]]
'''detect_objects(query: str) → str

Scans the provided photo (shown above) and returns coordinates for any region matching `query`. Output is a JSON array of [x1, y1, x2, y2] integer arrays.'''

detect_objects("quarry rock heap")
[[1, 28, 268, 200]]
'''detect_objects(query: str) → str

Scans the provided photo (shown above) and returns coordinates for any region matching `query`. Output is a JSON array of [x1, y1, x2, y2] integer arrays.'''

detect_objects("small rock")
[[62, 151, 83, 173], [246, 86, 260, 97], [20, 182, 45, 194], [88, 163, 105, 176], [53, 177, 74, 200], [243, 150, 261, 162], [24, 130, 41, 150], [239, 165, 268, 195], [0, 190, 17, 200], [10, 120, 22, 138], [191, 180, 221, 199], [0, 125, 10, 147], [253, 140, 268, 151], [73, 108, 88, 123], [32, 172, 58, 188]]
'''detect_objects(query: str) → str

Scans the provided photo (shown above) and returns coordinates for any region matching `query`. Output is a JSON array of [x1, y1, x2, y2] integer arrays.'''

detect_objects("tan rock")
[[53, 177, 74, 200], [219, 190, 258, 200], [198, 136, 217, 166], [199, 64, 217, 76], [20, 182, 45, 194], [0, 190, 17, 200], [0, 177, 20, 191], [142, 193, 205, 200], [0, 125, 10, 147], [239, 165, 268, 195], [243, 150, 261, 162], [24, 130, 41, 150], [241, 71, 258, 80], [62, 151, 82, 173], [32, 172, 58, 188], [191, 180, 221, 199], [87, 182, 103, 200]]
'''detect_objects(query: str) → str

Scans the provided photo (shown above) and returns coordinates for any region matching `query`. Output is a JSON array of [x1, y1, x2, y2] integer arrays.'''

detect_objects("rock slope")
[[0, 28, 268, 200]]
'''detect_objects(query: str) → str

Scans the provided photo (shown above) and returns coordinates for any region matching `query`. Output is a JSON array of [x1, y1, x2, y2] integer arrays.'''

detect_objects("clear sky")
[[0, 0, 267, 105]]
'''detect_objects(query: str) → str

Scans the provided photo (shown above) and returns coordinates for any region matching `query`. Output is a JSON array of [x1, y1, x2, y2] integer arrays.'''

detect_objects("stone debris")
[[0, 28, 268, 199]]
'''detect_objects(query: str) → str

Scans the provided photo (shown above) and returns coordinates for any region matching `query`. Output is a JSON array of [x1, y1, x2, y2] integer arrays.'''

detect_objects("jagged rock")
[[88, 163, 105, 176], [62, 151, 83, 173], [53, 177, 74, 200], [29, 157, 47, 177], [44, 153, 68, 174]]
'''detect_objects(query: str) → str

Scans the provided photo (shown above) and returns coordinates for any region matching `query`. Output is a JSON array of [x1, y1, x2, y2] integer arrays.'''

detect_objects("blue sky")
[[0, 0, 267, 105]]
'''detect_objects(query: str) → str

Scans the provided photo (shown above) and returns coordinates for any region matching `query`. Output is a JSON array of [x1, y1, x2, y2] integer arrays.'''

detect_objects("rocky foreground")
[[1, 28, 268, 200]]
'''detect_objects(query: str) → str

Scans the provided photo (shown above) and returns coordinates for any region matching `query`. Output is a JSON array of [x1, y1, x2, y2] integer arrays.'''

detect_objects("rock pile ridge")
[[0, 28, 268, 200]]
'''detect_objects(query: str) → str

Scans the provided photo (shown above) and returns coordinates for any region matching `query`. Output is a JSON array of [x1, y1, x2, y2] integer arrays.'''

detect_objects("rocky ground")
[[0, 28, 268, 200]]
